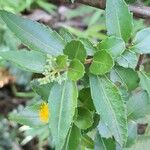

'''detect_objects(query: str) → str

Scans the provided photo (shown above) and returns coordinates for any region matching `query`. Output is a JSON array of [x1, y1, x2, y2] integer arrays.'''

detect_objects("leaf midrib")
[[74, 42, 81, 59], [57, 81, 67, 139], [97, 76, 122, 143], [109, 0, 122, 37], [100, 136, 107, 150], [64, 124, 73, 149]]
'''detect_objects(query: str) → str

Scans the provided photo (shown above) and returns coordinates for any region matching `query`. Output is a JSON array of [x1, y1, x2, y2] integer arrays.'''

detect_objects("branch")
[[135, 54, 144, 71], [129, 5, 150, 19], [50, 0, 150, 19]]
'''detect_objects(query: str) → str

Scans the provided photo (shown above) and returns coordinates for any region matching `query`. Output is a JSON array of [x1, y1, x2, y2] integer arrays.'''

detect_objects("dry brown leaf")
[[0, 68, 15, 88]]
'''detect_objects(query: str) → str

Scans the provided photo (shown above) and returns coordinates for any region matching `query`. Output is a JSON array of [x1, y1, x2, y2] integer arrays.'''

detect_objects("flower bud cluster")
[[38, 55, 67, 84]]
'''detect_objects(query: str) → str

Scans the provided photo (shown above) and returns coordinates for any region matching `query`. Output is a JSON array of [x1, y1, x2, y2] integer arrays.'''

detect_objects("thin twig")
[[84, 58, 93, 64]]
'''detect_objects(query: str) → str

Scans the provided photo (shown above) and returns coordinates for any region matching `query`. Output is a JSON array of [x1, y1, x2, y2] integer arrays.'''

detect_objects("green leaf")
[[0, 50, 46, 73], [48, 80, 78, 150], [59, 28, 74, 43], [94, 132, 115, 150], [98, 122, 112, 139], [56, 55, 68, 69], [9, 103, 44, 127], [75, 107, 93, 130], [22, 125, 49, 144], [85, 113, 100, 133], [145, 123, 150, 136], [0, 10, 65, 55], [78, 88, 95, 111], [139, 71, 150, 99], [23, 125, 49, 144], [116, 50, 138, 69], [127, 90, 150, 120], [126, 121, 137, 147], [97, 36, 125, 58], [63, 124, 81, 150], [106, 0, 133, 42], [90, 50, 114, 75], [36, 0, 56, 14], [31, 80, 53, 101], [110, 66, 139, 91], [132, 28, 150, 54], [68, 59, 85, 81], [118, 85, 130, 102], [80, 38, 97, 56], [123, 136, 150, 150], [90, 75, 127, 146], [63, 40, 87, 62], [81, 134, 94, 149]]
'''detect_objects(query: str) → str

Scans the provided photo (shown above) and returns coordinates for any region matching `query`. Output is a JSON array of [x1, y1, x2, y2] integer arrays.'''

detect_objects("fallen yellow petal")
[[39, 102, 49, 123]]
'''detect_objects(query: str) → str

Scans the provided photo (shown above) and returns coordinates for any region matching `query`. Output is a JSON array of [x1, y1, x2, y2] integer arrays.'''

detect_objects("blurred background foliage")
[[0, 0, 150, 150]]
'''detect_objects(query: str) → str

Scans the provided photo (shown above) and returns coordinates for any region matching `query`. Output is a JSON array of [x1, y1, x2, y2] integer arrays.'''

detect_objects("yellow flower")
[[39, 102, 49, 123]]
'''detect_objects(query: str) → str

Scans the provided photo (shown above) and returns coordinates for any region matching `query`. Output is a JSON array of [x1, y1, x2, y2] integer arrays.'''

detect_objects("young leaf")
[[139, 71, 150, 99], [110, 66, 139, 91], [90, 50, 114, 75], [132, 28, 150, 54], [90, 75, 127, 146], [63, 124, 81, 150], [127, 90, 150, 120], [106, 0, 133, 42], [116, 50, 138, 69], [0, 50, 46, 73], [63, 40, 87, 62], [97, 36, 125, 58], [48, 80, 78, 150], [31, 80, 53, 101], [0, 10, 65, 55], [68, 59, 85, 81], [56, 55, 68, 69], [94, 132, 115, 150], [80, 38, 97, 56], [74, 107, 93, 130]]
